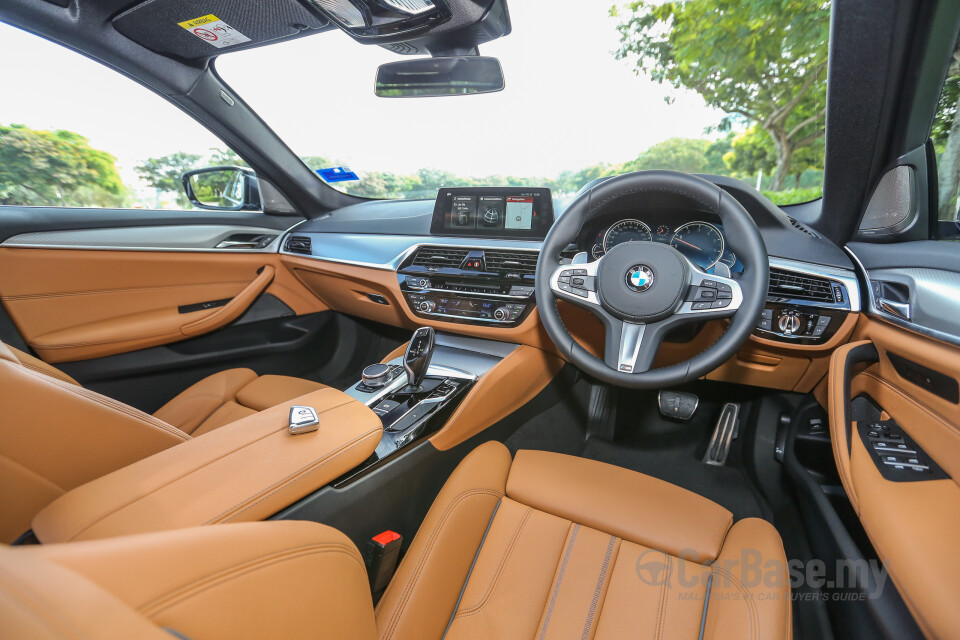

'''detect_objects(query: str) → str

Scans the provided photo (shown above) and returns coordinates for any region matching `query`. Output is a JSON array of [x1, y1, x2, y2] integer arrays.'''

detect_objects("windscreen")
[[216, 0, 829, 207]]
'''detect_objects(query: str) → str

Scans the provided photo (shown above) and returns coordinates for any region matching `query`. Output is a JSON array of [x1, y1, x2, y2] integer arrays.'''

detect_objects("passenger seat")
[[0, 340, 327, 541]]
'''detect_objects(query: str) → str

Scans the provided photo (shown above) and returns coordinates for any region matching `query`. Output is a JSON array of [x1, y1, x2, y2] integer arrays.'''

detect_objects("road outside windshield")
[[217, 0, 829, 206]]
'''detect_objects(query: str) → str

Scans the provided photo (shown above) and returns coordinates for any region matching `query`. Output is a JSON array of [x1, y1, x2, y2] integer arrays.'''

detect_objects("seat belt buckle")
[[365, 530, 403, 594]]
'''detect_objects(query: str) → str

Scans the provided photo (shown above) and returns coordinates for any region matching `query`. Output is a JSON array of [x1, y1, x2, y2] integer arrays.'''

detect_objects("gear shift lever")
[[403, 327, 436, 391]]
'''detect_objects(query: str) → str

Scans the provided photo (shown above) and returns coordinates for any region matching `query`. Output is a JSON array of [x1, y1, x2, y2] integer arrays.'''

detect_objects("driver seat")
[[1, 442, 791, 639]]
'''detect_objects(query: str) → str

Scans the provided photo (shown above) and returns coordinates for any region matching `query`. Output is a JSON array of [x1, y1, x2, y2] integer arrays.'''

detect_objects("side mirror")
[[181, 166, 261, 211], [375, 56, 504, 98]]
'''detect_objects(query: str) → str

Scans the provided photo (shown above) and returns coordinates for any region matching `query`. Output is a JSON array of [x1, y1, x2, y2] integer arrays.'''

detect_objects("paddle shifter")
[[403, 327, 436, 392]]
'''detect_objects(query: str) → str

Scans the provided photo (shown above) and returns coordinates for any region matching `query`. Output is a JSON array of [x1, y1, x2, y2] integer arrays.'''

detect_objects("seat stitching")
[[140, 543, 363, 617], [711, 566, 758, 640], [376, 488, 504, 640], [452, 506, 533, 617], [580, 535, 618, 640], [208, 428, 382, 523], [653, 551, 668, 640], [18, 361, 77, 385], [536, 523, 580, 640], [657, 552, 673, 640], [19, 367, 188, 442]]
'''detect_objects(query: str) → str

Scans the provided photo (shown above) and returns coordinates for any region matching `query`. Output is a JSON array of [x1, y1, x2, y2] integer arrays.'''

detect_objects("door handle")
[[878, 298, 911, 321], [215, 240, 260, 249]]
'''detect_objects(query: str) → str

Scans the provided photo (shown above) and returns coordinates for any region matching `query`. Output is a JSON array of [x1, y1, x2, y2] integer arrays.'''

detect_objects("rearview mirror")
[[375, 56, 504, 98], [181, 166, 261, 211]]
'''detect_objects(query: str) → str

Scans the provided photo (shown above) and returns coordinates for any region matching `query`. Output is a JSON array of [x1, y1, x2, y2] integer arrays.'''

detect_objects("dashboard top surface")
[[291, 176, 853, 270]]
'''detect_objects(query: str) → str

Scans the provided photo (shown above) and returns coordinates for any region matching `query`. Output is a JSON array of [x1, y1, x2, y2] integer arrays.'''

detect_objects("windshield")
[[217, 0, 828, 207]]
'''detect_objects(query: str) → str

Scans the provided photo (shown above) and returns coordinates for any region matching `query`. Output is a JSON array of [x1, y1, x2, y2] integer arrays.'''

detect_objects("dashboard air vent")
[[410, 247, 470, 268], [483, 250, 539, 276], [768, 268, 835, 303], [284, 235, 312, 255]]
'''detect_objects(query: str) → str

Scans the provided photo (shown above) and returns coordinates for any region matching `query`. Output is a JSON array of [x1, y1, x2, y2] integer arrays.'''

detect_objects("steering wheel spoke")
[[548, 253, 603, 310], [602, 318, 661, 374]]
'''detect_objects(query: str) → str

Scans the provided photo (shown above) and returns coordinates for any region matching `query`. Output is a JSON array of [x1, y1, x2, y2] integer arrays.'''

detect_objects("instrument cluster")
[[581, 214, 743, 274]]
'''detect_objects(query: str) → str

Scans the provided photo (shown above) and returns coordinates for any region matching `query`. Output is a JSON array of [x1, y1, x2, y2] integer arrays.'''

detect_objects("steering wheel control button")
[[697, 288, 717, 300], [692, 301, 713, 310]]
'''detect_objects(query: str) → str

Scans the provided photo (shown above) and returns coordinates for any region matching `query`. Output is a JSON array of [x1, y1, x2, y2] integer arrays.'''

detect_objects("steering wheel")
[[536, 171, 768, 389]]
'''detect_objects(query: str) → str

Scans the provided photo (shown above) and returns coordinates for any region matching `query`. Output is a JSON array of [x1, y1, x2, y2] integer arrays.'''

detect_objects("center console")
[[395, 187, 552, 328]]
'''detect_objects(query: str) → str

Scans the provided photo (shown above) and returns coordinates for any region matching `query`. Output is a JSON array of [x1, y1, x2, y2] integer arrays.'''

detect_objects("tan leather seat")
[[0, 340, 327, 541], [0, 442, 792, 639]]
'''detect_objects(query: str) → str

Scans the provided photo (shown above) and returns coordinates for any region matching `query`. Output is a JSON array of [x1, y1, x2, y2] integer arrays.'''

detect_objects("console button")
[[761, 308, 773, 320], [758, 318, 773, 331], [816, 315, 831, 327]]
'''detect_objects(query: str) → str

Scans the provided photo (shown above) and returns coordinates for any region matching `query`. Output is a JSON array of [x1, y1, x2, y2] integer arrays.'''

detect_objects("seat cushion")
[[153, 369, 327, 436], [377, 442, 791, 640]]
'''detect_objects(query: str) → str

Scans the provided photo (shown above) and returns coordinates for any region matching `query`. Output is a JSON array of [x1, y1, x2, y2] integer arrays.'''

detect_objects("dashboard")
[[579, 212, 743, 275]]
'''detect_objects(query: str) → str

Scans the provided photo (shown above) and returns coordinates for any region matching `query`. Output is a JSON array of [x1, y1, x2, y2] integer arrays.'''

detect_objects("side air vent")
[[483, 250, 539, 276], [786, 217, 821, 238], [284, 235, 312, 255], [410, 247, 470, 268], [768, 268, 835, 303]]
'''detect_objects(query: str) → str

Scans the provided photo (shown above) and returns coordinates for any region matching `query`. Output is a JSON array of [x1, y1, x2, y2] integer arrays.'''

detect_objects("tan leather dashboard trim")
[[282, 255, 852, 393], [32, 387, 382, 543]]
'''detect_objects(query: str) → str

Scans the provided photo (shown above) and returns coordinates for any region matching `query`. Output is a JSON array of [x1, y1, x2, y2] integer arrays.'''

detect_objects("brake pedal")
[[658, 390, 699, 421], [703, 402, 740, 466]]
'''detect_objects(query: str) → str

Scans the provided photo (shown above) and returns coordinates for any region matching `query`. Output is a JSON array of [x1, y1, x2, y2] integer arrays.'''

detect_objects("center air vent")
[[768, 268, 835, 303], [483, 250, 539, 277], [410, 247, 470, 268], [284, 235, 312, 255]]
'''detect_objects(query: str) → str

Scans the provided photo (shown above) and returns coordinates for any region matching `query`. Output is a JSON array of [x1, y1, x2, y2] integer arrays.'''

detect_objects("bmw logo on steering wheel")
[[626, 265, 655, 292]]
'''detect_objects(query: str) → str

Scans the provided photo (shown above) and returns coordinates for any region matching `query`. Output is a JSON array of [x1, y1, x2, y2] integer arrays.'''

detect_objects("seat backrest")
[[0, 340, 80, 385], [0, 544, 173, 640], [0, 341, 188, 543]]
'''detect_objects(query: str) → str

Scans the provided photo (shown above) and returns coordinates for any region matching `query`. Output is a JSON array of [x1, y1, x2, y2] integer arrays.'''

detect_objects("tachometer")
[[603, 219, 653, 252], [670, 222, 724, 269]]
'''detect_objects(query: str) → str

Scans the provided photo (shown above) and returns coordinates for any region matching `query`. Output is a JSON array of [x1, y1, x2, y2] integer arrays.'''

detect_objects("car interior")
[[1, 0, 959, 638]]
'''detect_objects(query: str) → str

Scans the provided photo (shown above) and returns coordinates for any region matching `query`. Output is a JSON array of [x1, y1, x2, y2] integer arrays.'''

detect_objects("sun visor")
[[112, 0, 330, 59]]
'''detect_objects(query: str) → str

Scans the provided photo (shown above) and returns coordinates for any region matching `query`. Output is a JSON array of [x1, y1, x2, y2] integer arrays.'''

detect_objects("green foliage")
[[613, 0, 829, 190], [0, 124, 129, 207], [761, 186, 823, 206], [135, 152, 202, 208]]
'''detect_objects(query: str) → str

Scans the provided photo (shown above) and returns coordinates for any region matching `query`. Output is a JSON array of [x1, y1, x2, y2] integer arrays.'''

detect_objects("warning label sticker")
[[178, 14, 251, 49]]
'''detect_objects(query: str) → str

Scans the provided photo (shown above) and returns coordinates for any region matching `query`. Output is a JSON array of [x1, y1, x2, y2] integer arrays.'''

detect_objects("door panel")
[[0, 247, 326, 362], [829, 239, 960, 639]]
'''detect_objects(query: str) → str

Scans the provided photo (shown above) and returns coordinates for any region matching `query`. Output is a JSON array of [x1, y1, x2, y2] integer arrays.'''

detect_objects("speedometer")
[[670, 222, 724, 269], [603, 219, 653, 252]]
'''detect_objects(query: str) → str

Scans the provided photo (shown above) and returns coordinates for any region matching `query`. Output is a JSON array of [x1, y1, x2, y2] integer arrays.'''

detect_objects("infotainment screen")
[[431, 187, 554, 239]]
